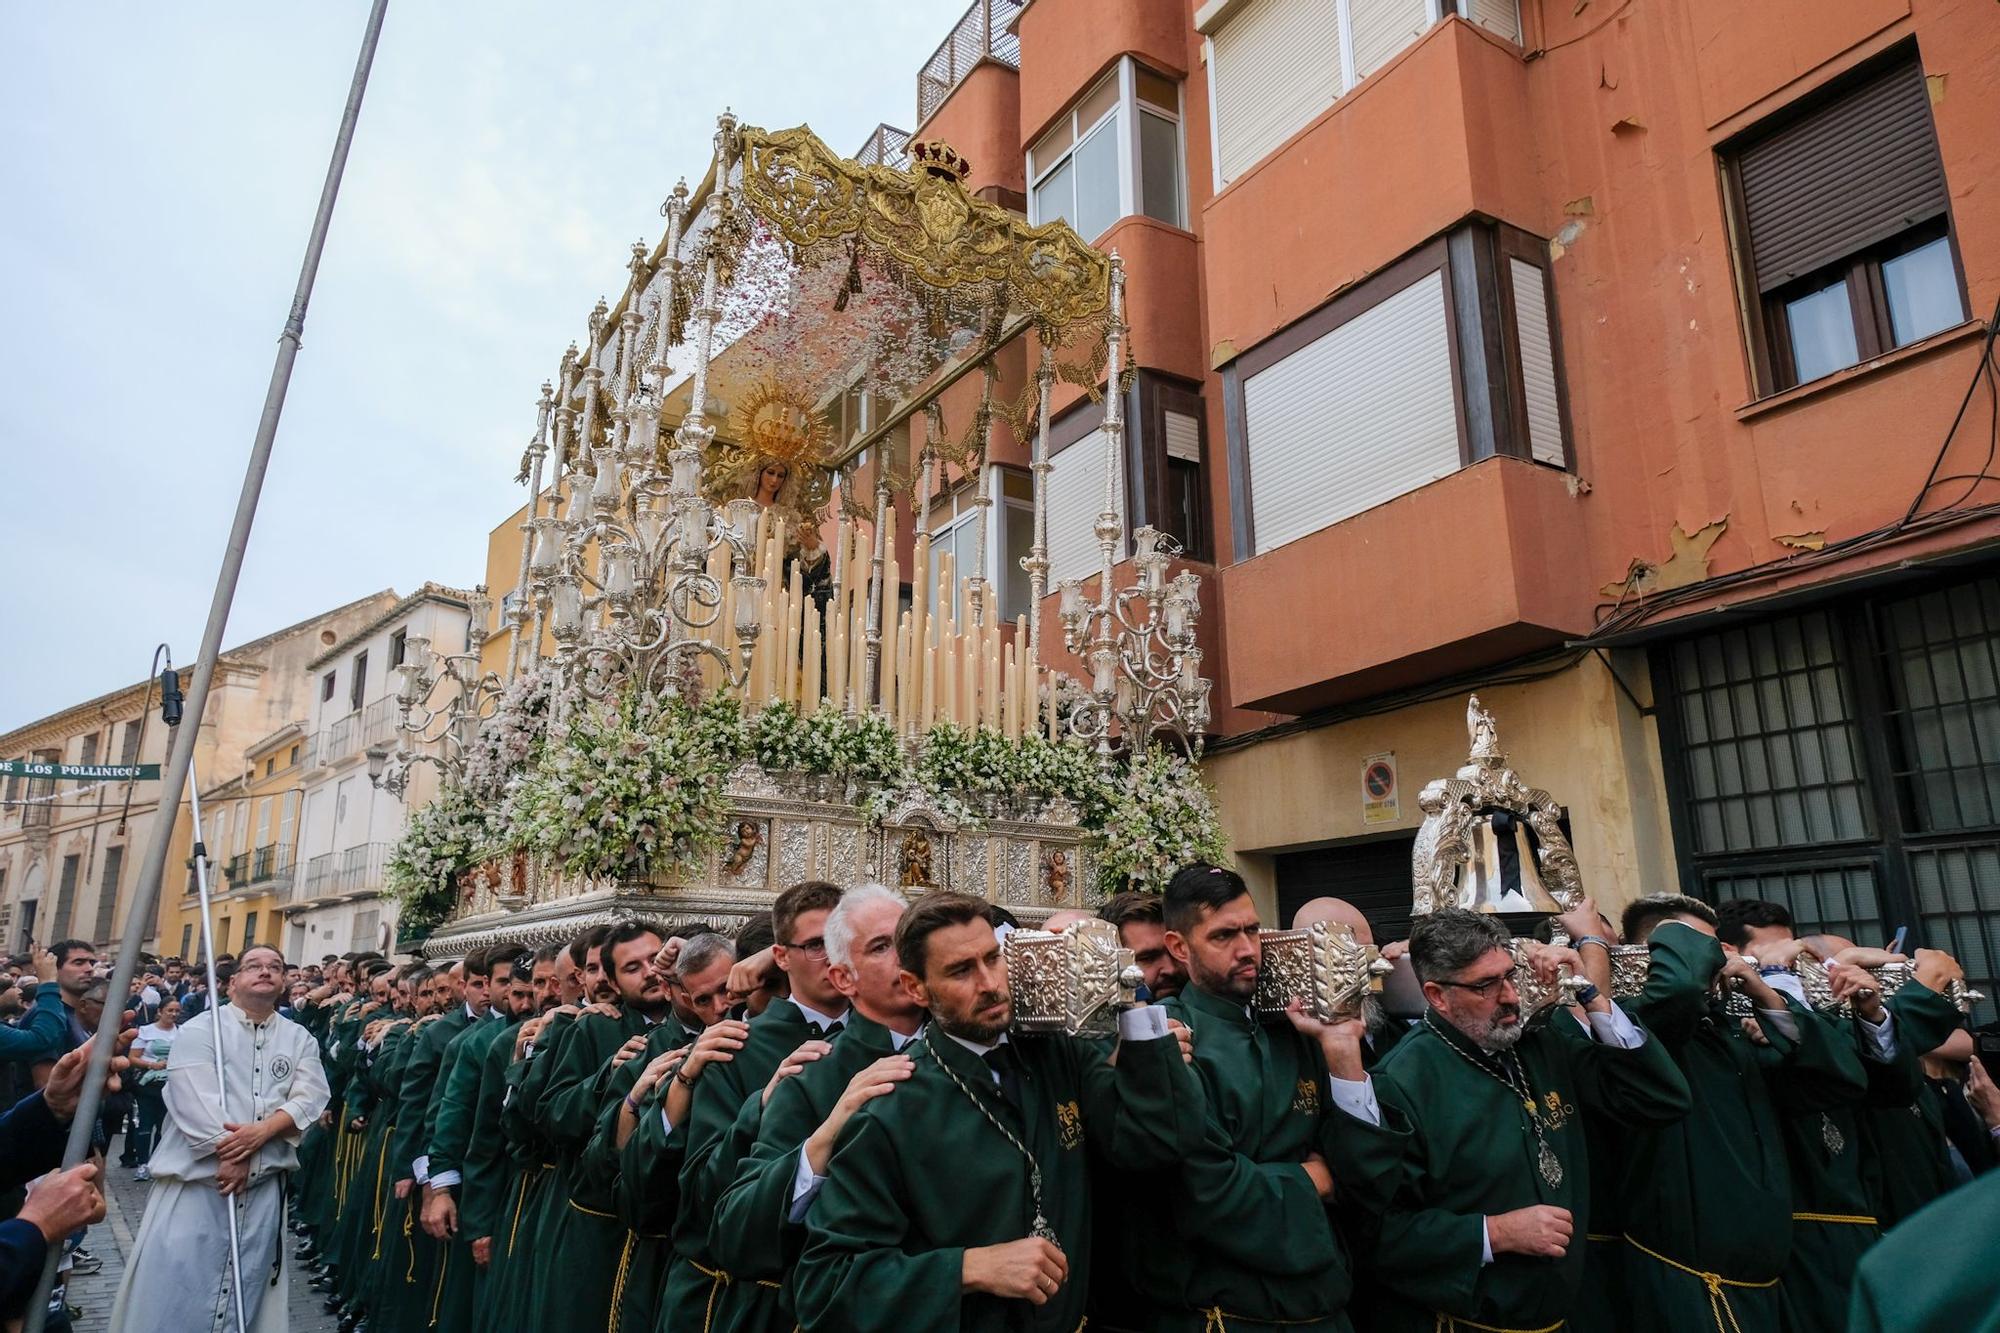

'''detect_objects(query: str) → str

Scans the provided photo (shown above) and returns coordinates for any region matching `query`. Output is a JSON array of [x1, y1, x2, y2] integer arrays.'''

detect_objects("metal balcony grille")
[[361, 697, 399, 749], [856, 123, 913, 171], [918, 0, 1022, 124]]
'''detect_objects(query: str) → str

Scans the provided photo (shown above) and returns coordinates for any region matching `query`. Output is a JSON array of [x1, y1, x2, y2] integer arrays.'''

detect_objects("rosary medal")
[[1820, 1113, 1845, 1156], [1032, 1213, 1060, 1245], [1538, 1142, 1564, 1188]]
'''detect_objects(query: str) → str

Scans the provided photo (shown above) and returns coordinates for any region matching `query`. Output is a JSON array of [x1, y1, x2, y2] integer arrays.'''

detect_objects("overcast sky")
[[0, 1, 964, 733]]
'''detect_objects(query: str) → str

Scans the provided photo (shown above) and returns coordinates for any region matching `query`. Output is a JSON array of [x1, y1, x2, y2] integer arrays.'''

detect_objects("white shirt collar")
[[942, 1029, 1010, 1059], [790, 997, 850, 1031], [890, 1024, 922, 1052]]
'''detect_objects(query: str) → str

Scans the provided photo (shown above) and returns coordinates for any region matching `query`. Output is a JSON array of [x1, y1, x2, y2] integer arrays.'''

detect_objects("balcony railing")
[[855, 123, 913, 171], [917, 0, 1021, 123], [301, 852, 337, 902], [334, 843, 391, 898], [322, 710, 361, 765], [361, 697, 399, 750]]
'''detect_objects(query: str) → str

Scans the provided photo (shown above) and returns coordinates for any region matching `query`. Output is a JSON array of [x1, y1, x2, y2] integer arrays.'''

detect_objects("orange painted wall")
[[1016, 0, 1190, 145], [914, 60, 1025, 200]]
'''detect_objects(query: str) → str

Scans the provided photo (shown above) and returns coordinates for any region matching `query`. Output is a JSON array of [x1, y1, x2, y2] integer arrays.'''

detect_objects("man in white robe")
[[109, 944, 329, 1333]]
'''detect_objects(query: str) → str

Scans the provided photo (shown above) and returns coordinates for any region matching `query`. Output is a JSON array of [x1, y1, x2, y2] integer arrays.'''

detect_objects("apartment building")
[[156, 721, 307, 963], [279, 584, 473, 957], [0, 592, 394, 956], [471, 0, 1998, 1013]]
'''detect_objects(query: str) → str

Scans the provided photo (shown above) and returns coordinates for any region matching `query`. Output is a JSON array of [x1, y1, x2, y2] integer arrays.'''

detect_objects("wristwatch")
[[1571, 983, 1601, 1006]]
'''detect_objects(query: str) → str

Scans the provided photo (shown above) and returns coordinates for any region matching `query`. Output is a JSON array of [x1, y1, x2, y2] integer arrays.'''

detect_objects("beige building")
[[0, 592, 395, 956]]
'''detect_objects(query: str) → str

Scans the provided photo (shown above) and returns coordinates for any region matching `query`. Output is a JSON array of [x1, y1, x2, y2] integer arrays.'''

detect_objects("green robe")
[[793, 1022, 1204, 1332], [526, 1006, 651, 1329], [1775, 998, 1916, 1333], [657, 1000, 827, 1333], [1361, 1006, 1691, 1332], [1615, 925, 1866, 1333], [1846, 1167, 2000, 1332], [292, 999, 340, 1234], [571, 1019, 691, 1333], [493, 1008, 582, 1321], [381, 1007, 476, 1333], [423, 1012, 510, 1333], [1858, 981, 1967, 1226], [352, 1022, 419, 1315], [709, 1010, 910, 1333], [1126, 984, 1405, 1332], [459, 1015, 527, 1323]]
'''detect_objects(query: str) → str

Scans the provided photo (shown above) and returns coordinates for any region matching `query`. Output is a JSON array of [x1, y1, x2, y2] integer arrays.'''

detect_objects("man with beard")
[[794, 891, 1201, 1332], [587, 931, 733, 1333], [109, 945, 330, 1333], [709, 884, 923, 1332], [658, 882, 851, 1333], [1135, 863, 1404, 1332], [1357, 909, 1689, 1332], [525, 922, 673, 1330], [420, 949, 531, 1331], [377, 953, 490, 1333], [1612, 895, 1866, 1333]]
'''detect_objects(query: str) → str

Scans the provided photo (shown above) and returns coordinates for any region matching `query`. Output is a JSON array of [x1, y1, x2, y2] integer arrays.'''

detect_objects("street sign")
[[0, 760, 160, 782], [1361, 752, 1399, 825]]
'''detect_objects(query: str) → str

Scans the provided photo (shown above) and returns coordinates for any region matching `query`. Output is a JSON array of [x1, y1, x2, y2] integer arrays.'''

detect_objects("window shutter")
[[1509, 258, 1567, 467], [1458, 0, 1521, 43], [93, 846, 123, 943], [1047, 428, 1127, 588], [1244, 269, 1460, 555], [1164, 410, 1203, 462], [1348, 0, 1432, 81], [1210, 0, 1341, 184], [1737, 57, 1947, 292], [54, 855, 80, 938]]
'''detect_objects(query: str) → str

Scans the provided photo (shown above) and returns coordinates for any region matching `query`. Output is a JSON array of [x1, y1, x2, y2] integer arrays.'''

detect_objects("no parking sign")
[[1362, 752, 1398, 825]]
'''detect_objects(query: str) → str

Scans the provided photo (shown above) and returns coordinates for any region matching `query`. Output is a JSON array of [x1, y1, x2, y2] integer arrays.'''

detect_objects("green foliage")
[[385, 784, 487, 938]]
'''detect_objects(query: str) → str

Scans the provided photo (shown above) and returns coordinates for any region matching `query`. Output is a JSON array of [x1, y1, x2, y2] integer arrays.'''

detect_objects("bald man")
[[1291, 898, 1406, 1067], [1290, 897, 1375, 944], [1042, 910, 1094, 932]]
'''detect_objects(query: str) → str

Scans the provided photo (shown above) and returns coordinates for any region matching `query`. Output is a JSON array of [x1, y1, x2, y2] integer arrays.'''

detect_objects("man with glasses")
[[109, 944, 329, 1333], [1356, 908, 1690, 1332], [656, 881, 850, 1333]]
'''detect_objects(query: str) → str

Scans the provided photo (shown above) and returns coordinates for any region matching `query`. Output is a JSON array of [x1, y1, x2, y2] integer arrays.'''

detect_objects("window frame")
[[1720, 47, 1970, 397], [1028, 57, 1186, 239], [923, 466, 1034, 623]]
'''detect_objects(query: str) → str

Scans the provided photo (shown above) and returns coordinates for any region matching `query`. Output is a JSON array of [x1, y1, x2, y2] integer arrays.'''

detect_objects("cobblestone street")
[[58, 1133, 337, 1333]]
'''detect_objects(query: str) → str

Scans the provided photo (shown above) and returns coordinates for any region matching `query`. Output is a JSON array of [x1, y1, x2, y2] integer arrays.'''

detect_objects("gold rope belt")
[[368, 1127, 396, 1260], [1585, 1233, 1619, 1243], [1432, 1316, 1565, 1333], [1623, 1234, 1778, 1333], [567, 1198, 618, 1218], [688, 1258, 732, 1333], [1201, 1309, 1323, 1331], [404, 1198, 418, 1282], [428, 1242, 450, 1328], [1791, 1211, 1877, 1226], [607, 1232, 637, 1333], [505, 1168, 541, 1256]]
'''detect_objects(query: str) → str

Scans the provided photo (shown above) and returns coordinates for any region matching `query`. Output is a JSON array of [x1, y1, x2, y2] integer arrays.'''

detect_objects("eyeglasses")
[[784, 937, 828, 960], [1434, 971, 1517, 999]]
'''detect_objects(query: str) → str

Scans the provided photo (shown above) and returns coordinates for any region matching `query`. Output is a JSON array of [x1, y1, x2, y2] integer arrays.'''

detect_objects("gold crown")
[[734, 380, 830, 468], [910, 139, 970, 183]]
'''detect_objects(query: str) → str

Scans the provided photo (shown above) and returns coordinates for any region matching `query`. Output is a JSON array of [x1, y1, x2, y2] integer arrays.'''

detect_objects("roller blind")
[[1047, 428, 1126, 588], [1510, 257, 1566, 467], [1244, 269, 1460, 555], [1458, 0, 1521, 43], [1738, 57, 1947, 292], [1349, 0, 1432, 81], [1210, 0, 1340, 184]]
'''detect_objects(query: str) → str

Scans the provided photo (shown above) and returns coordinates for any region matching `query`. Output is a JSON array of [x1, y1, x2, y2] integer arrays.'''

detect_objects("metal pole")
[[184, 751, 252, 1333], [23, 3, 390, 1327]]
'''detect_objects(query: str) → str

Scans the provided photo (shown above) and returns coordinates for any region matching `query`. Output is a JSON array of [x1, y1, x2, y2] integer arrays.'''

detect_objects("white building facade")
[[281, 585, 472, 959]]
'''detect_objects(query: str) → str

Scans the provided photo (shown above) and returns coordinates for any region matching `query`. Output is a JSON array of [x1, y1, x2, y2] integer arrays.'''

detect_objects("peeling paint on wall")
[[1927, 73, 1946, 106], [1599, 518, 1728, 599], [1774, 531, 1828, 551], [1550, 219, 1588, 261]]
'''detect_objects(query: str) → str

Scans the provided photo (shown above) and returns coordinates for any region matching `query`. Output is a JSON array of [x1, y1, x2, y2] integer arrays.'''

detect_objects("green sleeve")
[[1561, 1014, 1694, 1128], [1760, 1000, 1868, 1113], [1888, 981, 1965, 1059], [615, 1083, 687, 1232], [513, 1013, 578, 1140], [0, 986, 69, 1062], [573, 1051, 649, 1200], [426, 1027, 492, 1182], [540, 1020, 616, 1144], [793, 1111, 966, 1332], [388, 1025, 448, 1178], [670, 1054, 759, 1248], [1626, 923, 1721, 1046], [1364, 1154, 1486, 1313], [1170, 1107, 1343, 1276], [460, 1035, 516, 1240], [709, 1074, 818, 1281], [1072, 1030, 1209, 1172]]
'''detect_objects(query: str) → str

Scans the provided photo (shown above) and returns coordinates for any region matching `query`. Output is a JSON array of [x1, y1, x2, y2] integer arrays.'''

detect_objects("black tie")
[[811, 1019, 844, 1041], [983, 1045, 1025, 1115]]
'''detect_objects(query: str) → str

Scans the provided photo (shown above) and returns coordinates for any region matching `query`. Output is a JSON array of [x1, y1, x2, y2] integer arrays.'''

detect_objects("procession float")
[[372, 115, 1224, 958]]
